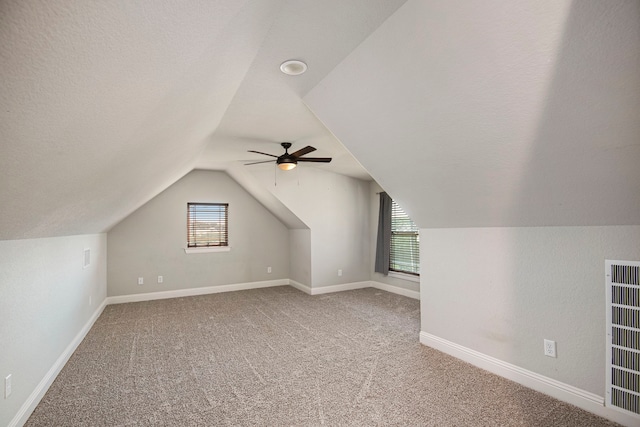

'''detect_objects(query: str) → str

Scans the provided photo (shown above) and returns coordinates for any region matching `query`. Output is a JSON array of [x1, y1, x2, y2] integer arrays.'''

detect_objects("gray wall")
[[0, 234, 107, 427], [369, 181, 419, 293], [107, 170, 290, 296], [289, 229, 311, 285], [249, 166, 370, 288], [420, 225, 640, 396]]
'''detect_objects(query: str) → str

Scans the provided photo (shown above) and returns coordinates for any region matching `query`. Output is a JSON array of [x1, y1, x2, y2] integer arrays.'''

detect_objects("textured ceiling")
[[196, 0, 408, 179], [306, 0, 640, 227], [0, 0, 406, 240], [2, 0, 638, 240]]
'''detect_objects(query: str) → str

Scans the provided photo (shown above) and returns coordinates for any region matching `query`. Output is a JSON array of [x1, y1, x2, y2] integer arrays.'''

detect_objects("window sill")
[[388, 271, 420, 283], [184, 246, 231, 254]]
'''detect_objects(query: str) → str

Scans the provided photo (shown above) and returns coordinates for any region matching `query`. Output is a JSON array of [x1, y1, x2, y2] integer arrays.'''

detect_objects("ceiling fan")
[[245, 142, 332, 171]]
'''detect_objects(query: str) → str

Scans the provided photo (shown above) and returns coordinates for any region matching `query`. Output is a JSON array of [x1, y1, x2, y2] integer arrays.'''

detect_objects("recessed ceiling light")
[[280, 60, 307, 76]]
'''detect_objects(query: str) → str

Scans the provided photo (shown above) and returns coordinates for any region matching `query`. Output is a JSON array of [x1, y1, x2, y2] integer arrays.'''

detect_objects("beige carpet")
[[27, 286, 617, 426]]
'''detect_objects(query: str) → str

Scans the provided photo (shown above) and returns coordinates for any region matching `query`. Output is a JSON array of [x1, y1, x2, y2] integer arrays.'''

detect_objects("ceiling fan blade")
[[244, 160, 276, 165], [297, 157, 332, 163], [247, 150, 278, 158], [291, 146, 316, 158]]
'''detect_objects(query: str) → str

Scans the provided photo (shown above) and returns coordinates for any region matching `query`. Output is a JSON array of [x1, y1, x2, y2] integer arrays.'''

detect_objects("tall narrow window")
[[390, 200, 419, 275], [187, 203, 228, 248]]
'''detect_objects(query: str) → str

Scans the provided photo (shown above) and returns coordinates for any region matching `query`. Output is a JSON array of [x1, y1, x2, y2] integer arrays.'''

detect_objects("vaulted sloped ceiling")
[[306, 0, 640, 227], [0, 0, 286, 240], [0, 0, 407, 240], [195, 0, 408, 178], [3, 1, 638, 241]]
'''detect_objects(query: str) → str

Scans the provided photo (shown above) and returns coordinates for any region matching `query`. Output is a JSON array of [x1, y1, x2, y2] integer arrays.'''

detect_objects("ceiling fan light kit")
[[277, 161, 296, 171], [246, 142, 331, 171]]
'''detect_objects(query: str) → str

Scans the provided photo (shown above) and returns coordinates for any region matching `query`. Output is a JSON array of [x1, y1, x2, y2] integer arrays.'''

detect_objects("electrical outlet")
[[138, 277, 144, 285], [338, 269, 343, 277], [157, 275, 163, 284], [5, 374, 11, 398], [544, 339, 557, 358], [267, 267, 272, 274]]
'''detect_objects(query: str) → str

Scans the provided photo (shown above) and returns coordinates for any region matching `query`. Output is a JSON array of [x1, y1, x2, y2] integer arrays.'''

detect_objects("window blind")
[[187, 203, 228, 247], [390, 200, 419, 275]]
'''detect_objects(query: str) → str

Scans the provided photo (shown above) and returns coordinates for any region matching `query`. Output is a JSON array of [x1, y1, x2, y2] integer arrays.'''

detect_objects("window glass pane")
[[187, 203, 228, 247], [390, 200, 419, 275]]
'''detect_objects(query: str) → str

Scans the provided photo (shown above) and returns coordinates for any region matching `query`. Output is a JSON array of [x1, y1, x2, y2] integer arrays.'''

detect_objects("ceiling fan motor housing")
[[277, 142, 297, 166]]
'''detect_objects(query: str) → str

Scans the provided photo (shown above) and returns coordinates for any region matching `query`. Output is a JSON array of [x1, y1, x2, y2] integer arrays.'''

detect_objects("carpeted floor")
[[27, 286, 618, 426]]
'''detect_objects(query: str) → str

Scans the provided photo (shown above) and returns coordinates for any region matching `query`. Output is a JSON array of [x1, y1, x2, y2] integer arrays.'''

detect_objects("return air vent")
[[606, 260, 640, 417]]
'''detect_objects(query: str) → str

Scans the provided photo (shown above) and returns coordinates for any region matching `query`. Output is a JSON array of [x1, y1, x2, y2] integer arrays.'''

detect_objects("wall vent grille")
[[606, 260, 640, 417]]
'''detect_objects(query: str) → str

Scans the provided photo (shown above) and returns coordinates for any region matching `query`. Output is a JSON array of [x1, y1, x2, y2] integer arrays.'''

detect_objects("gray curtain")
[[375, 192, 392, 275]]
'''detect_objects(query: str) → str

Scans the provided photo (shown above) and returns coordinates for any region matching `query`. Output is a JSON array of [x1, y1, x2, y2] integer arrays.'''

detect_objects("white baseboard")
[[106, 279, 289, 304], [370, 281, 420, 300], [310, 281, 371, 295], [288, 280, 370, 295], [288, 279, 420, 299], [9, 300, 107, 427], [107, 279, 419, 305], [288, 279, 312, 294], [419, 331, 639, 427]]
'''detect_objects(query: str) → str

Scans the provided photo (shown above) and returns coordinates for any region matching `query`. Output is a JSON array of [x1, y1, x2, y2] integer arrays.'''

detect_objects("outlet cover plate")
[[544, 339, 557, 358]]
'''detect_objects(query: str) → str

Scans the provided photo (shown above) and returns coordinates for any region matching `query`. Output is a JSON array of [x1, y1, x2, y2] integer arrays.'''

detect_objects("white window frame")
[[389, 200, 420, 276], [185, 203, 230, 253]]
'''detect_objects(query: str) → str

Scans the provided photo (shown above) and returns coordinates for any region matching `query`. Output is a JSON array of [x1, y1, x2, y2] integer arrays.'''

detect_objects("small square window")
[[187, 203, 228, 248]]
